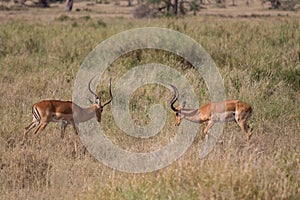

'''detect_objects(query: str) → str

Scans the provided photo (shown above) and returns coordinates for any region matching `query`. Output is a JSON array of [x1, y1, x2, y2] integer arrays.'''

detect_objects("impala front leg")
[[247, 130, 253, 141], [70, 120, 79, 135], [237, 120, 252, 140], [236, 119, 252, 140], [61, 120, 68, 139]]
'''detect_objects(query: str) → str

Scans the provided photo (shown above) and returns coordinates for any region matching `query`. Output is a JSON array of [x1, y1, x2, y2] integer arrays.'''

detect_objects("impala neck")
[[76, 105, 98, 123], [180, 108, 201, 123]]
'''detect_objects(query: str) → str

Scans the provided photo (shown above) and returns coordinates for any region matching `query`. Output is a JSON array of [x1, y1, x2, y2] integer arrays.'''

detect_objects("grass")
[[0, 14, 299, 199]]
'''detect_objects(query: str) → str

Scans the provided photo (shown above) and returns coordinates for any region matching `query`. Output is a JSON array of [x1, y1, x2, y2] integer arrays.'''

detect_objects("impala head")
[[88, 77, 113, 122], [169, 84, 186, 126]]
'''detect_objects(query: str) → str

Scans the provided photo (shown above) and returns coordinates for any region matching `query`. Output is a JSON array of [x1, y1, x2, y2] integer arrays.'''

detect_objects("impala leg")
[[69, 120, 79, 157], [247, 125, 253, 141], [70, 120, 79, 135], [237, 120, 252, 140], [25, 121, 35, 131], [23, 121, 38, 142], [61, 121, 68, 139], [74, 125, 79, 135], [203, 121, 215, 136], [34, 122, 48, 136], [73, 140, 78, 157]]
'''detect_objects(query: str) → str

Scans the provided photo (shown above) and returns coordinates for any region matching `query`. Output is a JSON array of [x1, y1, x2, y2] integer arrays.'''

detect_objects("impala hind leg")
[[34, 122, 48, 136], [23, 120, 39, 142]]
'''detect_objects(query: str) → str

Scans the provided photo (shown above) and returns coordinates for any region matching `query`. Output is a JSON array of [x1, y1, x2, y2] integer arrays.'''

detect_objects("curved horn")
[[102, 78, 113, 107], [169, 84, 179, 112], [88, 75, 98, 98]]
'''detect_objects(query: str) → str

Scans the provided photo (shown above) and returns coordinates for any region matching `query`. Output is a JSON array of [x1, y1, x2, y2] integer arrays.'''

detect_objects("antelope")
[[23, 78, 113, 141], [169, 85, 253, 140]]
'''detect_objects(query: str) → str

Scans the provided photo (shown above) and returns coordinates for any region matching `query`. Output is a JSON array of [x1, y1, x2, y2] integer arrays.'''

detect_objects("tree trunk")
[[166, 0, 172, 12], [39, 0, 49, 7], [174, 0, 178, 15], [65, 0, 73, 11]]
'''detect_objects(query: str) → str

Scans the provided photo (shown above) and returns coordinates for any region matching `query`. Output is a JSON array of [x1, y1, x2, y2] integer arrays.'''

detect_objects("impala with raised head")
[[23, 78, 113, 141], [169, 85, 253, 140]]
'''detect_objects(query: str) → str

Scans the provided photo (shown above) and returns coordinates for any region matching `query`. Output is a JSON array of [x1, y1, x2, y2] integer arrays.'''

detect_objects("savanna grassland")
[[0, 3, 300, 199]]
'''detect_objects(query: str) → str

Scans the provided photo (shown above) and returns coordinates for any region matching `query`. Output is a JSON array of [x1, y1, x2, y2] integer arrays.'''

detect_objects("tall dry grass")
[[0, 15, 299, 199]]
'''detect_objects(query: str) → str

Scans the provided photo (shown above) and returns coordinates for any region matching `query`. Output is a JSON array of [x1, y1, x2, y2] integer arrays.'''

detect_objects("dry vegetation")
[[0, 3, 300, 199]]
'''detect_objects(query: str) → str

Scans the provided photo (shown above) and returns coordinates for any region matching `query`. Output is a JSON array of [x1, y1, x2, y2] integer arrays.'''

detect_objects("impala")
[[169, 85, 253, 140], [23, 78, 113, 141]]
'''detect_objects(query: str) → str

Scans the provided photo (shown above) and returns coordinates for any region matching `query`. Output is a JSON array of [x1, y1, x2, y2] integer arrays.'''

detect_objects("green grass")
[[0, 15, 299, 199]]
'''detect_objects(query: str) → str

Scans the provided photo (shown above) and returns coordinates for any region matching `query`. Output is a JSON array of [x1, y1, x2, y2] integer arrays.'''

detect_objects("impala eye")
[[176, 112, 179, 116]]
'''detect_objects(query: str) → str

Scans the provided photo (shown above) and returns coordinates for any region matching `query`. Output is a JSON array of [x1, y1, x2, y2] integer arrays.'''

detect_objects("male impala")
[[23, 78, 113, 141], [169, 85, 253, 140]]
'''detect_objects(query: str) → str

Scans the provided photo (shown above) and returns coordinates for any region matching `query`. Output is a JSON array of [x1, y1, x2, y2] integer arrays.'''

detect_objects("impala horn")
[[169, 84, 179, 112], [88, 75, 99, 99], [101, 78, 113, 107]]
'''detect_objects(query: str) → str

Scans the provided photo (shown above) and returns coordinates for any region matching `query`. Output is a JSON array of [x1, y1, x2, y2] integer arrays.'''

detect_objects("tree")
[[270, 0, 281, 8], [65, 0, 73, 11], [189, 0, 200, 15], [174, 0, 178, 14]]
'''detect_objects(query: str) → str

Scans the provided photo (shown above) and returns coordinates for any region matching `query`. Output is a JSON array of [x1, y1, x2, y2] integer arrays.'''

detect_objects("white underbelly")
[[211, 111, 236, 122]]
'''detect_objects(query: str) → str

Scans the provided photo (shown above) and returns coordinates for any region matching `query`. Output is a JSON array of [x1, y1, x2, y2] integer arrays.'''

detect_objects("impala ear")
[[182, 101, 186, 108]]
